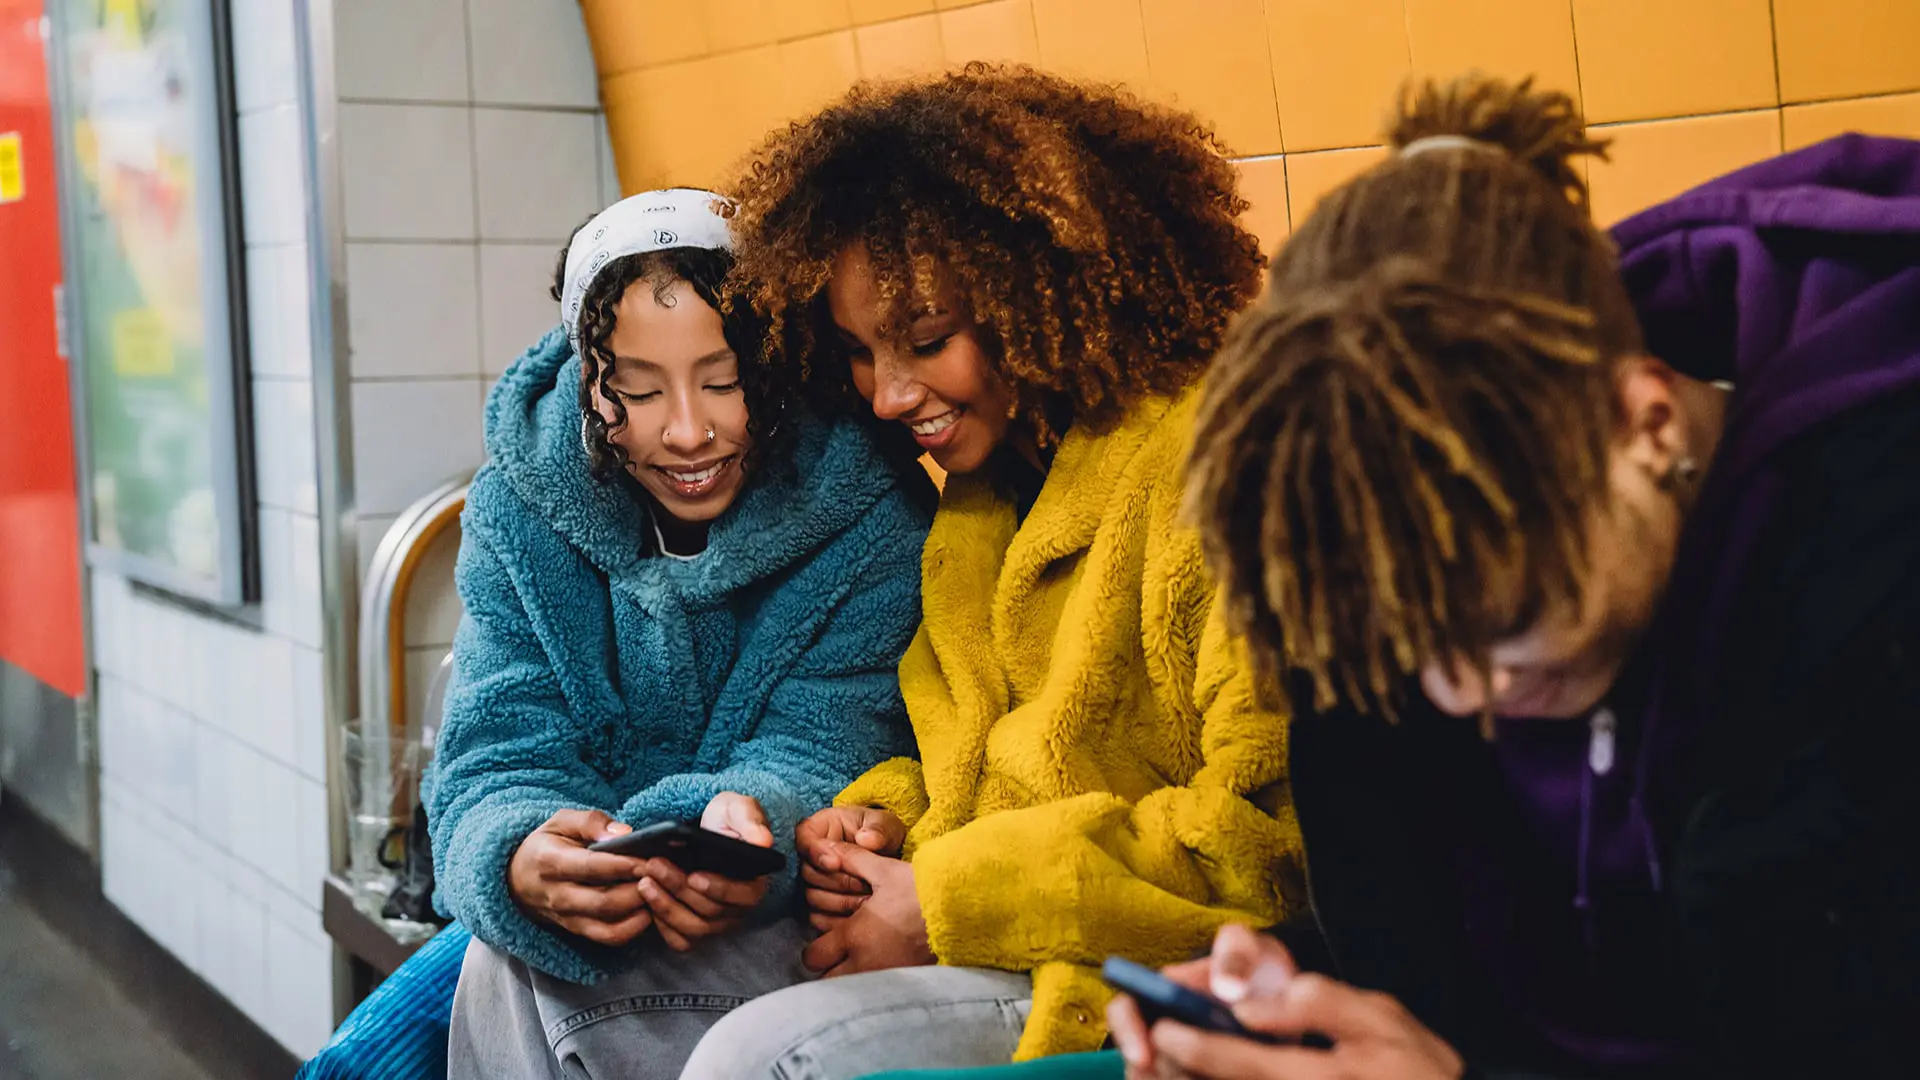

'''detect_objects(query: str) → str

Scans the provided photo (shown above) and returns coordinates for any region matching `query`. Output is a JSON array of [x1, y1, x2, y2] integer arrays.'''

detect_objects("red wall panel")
[[0, 0, 85, 697]]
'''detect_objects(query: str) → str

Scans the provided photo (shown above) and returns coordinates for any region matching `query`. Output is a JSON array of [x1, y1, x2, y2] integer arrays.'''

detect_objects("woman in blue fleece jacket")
[[300, 189, 929, 1079]]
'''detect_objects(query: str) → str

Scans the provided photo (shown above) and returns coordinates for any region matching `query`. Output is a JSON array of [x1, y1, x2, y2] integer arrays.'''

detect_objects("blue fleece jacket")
[[423, 327, 929, 983]]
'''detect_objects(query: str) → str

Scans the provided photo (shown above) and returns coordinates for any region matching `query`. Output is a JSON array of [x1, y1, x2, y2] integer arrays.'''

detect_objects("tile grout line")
[[1564, 0, 1586, 114], [1587, 104, 1787, 130], [337, 96, 599, 115], [1256, 0, 1287, 158], [463, 0, 487, 384], [99, 679, 328, 825], [1767, 0, 1785, 148]]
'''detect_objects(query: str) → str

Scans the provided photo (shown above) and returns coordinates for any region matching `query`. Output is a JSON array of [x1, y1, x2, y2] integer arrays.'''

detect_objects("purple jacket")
[[1612, 134, 1920, 874], [1617, 133, 1920, 691]]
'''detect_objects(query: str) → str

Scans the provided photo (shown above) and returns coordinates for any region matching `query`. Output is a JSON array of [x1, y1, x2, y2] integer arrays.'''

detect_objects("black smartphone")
[[1102, 956, 1284, 1046], [588, 821, 786, 880]]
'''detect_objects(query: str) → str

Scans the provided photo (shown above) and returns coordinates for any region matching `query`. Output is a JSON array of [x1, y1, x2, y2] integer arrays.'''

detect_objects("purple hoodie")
[[1471, 135, 1920, 1070]]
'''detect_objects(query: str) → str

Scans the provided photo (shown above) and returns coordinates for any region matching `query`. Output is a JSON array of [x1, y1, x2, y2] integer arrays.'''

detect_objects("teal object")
[[861, 1051, 1125, 1080]]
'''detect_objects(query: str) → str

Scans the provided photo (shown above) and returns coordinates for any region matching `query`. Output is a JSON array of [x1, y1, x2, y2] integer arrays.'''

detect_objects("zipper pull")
[[1588, 708, 1617, 776]]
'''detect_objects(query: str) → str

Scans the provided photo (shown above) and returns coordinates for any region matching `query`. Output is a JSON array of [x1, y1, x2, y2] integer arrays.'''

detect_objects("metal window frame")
[[292, 0, 362, 1024], [46, 0, 260, 609]]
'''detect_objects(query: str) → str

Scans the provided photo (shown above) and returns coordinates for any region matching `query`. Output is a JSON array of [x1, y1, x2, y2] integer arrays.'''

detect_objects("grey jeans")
[[679, 965, 1035, 1080], [448, 917, 814, 1080]]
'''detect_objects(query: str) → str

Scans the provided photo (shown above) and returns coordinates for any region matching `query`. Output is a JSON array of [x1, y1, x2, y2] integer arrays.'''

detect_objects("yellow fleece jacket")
[[837, 390, 1304, 1060]]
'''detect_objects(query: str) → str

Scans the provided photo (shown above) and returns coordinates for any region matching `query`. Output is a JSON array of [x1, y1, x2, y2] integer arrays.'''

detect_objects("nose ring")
[[663, 425, 718, 442], [705, 425, 715, 442]]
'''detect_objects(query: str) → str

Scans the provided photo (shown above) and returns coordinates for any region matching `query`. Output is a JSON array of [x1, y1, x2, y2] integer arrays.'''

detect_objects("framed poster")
[[47, 0, 255, 606]]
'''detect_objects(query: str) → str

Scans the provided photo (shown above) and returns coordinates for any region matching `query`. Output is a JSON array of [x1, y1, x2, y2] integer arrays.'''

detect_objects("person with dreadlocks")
[[302, 188, 932, 1080], [1090, 77, 1920, 1080], [668, 65, 1304, 1079]]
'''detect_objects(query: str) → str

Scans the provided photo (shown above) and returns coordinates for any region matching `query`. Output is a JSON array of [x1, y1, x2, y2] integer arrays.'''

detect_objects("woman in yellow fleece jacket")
[[678, 66, 1303, 1078]]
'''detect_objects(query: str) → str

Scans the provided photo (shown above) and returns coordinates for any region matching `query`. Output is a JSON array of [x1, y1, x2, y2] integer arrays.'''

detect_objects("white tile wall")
[[256, 631, 300, 767], [598, 118, 623, 205], [115, 7, 348, 1045], [239, 105, 308, 246], [294, 774, 331, 907], [230, 0, 300, 112], [264, 913, 336, 1056], [215, 620, 266, 747], [340, 103, 478, 241], [193, 859, 235, 1005], [222, 738, 268, 872], [334, 0, 471, 103], [245, 243, 313, 379], [224, 872, 270, 1016], [93, 1, 602, 1053], [478, 242, 561, 375], [346, 242, 483, 378], [257, 507, 325, 648], [467, 0, 600, 108], [192, 720, 232, 853], [256, 755, 303, 893], [292, 646, 327, 784], [85, 0, 606, 1057], [100, 763, 332, 1058], [473, 108, 602, 242], [331, 3, 601, 734], [253, 378, 319, 514], [350, 380, 486, 515]]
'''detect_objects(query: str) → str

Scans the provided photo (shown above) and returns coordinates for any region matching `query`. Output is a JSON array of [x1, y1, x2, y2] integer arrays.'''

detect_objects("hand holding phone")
[[507, 810, 658, 947], [1102, 956, 1286, 1046], [588, 816, 786, 952], [587, 820, 787, 879]]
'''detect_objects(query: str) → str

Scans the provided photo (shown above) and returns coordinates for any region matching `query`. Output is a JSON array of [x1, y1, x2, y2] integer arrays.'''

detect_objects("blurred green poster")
[[51, 0, 254, 604]]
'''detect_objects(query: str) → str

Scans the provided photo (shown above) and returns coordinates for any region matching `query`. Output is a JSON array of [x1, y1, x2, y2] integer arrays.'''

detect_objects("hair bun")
[[1388, 75, 1608, 209]]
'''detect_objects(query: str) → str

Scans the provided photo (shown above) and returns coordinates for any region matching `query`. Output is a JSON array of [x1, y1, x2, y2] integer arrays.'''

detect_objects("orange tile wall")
[[585, 0, 1920, 249]]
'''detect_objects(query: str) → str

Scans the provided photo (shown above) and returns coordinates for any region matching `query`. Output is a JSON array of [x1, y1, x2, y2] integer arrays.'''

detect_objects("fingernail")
[[689, 874, 711, 893], [1211, 971, 1250, 1003], [1247, 960, 1292, 998]]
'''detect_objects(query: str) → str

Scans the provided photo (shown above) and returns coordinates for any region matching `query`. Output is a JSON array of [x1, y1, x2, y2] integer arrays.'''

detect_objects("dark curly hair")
[[550, 240, 785, 483], [724, 63, 1265, 451], [1188, 76, 1634, 719]]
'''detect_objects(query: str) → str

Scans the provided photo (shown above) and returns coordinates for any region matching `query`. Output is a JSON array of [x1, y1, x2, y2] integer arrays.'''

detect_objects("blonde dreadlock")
[[1188, 76, 1643, 717]]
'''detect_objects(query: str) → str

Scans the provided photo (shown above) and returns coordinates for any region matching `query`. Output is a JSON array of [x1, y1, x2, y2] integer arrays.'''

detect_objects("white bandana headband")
[[560, 187, 735, 357], [1399, 134, 1494, 159]]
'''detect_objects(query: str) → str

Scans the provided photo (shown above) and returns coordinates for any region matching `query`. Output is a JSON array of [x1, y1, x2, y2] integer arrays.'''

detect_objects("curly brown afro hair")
[[724, 63, 1266, 451]]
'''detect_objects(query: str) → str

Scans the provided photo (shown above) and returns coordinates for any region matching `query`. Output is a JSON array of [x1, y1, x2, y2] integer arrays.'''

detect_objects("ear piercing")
[[1658, 455, 1700, 493]]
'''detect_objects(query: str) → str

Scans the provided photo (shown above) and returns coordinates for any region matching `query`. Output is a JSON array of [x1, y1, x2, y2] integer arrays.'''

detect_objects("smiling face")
[[590, 276, 751, 524], [827, 246, 1015, 476]]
